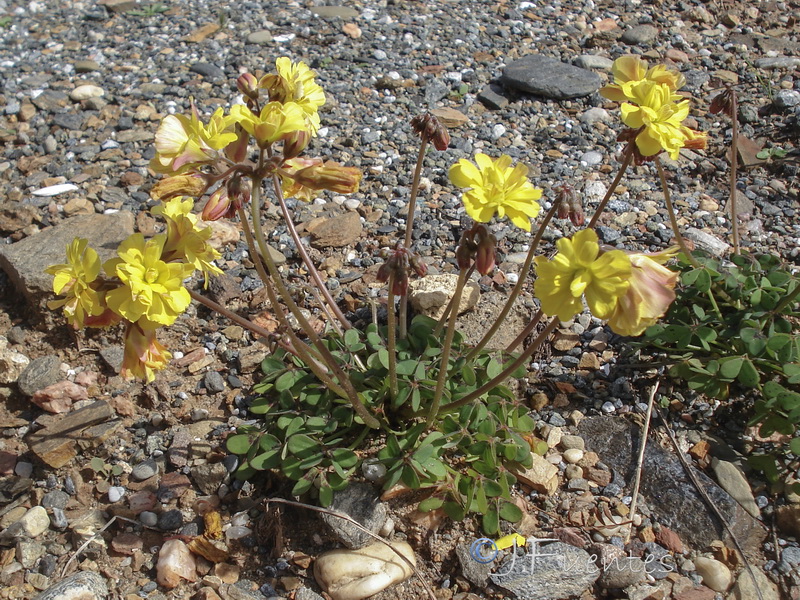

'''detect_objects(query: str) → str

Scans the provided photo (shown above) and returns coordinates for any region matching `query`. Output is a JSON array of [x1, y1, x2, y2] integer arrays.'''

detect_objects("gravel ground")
[[0, 0, 799, 599]]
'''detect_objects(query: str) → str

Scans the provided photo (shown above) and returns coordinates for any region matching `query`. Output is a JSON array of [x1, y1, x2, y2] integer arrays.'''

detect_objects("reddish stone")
[[655, 526, 685, 554]]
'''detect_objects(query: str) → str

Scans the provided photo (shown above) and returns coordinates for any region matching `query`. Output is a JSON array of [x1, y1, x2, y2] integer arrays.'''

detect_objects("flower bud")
[[392, 273, 409, 296], [376, 261, 392, 283], [202, 188, 232, 221], [282, 129, 310, 160], [455, 243, 473, 271], [224, 124, 250, 163], [237, 73, 259, 100], [475, 232, 496, 276], [410, 255, 428, 278], [292, 161, 362, 194], [411, 113, 450, 151], [709, 88, 735, 118], [568, 196, 585, 228]]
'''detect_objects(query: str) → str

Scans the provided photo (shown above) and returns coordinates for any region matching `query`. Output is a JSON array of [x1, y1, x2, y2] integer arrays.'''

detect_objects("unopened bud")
[[568, 196, 584, 228], [475, 233, 496, 276], [376, 261, 391, 283], [282, 129, 310, 160], [709, 88, 735, 118], [410, 256, 428, 278], [455, 243, 473, 271], [224, 124, 249, 163], [292, 161, 362, 194], [410, 113, 450, 151], [237, 73, 259, 100], [202, 187, 238, 221], [392, 273, 409, 296]]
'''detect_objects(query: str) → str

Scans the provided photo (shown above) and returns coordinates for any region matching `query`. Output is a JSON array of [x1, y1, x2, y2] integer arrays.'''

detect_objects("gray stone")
[[490, 541, 599, 599], [50, 508, 68, 530], [320, 483, 387, 549], [17, 539, 46, 568], [32, 570, 107, 600], [775, 89, 800, 109], [478, 83, 510, 109], [52, 113, 85, 130], [711, 459, 760, 518], [190, 62, 225, 81], [684, 227, 731, 255], [1, 506, 50, 540], [40, 490, 69, 510], [593, 544, 647, 589], [30, 90, 69, 112], [0, 212, 134, 311], [424, 78, 450, 104], [158, 508, 183, 531], [621, 24, 659, 45], [131, 458, 158, 482], [191, 462, 227, 495], [754, 57, 800, 69], [580, 107, 612, 125], [574, 55, 613, 70], [456, 542, 493, 588], [246, 30, 273, 44], [312, 6, 359, 18], [17, 356, 62, 396], [501, 55, 601, 100], [578, 416, 765, 550], [204, 371, 226, 393], [99, 346, 124, 373]]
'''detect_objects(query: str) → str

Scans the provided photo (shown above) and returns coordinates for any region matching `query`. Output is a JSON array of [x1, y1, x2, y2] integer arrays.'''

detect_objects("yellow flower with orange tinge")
[[534, 229, 631, 322], [449, 153, 542, 232], [45, 238, 105, 328], [121, 320, 172, 383], [607, 248, 679, 337], [600, 55, 685, 104]]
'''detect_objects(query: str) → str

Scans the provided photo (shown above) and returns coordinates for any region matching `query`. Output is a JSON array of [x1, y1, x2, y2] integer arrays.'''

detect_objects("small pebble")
[[139, 511, 158, 527], [108, 487, 126, 503]]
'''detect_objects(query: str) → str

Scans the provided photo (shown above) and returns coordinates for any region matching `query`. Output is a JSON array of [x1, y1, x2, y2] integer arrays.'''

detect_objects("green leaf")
[[287, 434, 318, 457], [790, 438, 800, 456], [249, 449, 280, 470], [486, 359, 503, 379], [319, 484, 334, 507], [461, 365, 477, 386], [291, 477, 314, 496], [737, 359, 760, 387], [499, 502, 523, 523], [226, 433, 256, 455], [275, 370, 298, 392], [90, 457, 106, 473], [378, 349, 390, 370], [443, 501, 466, 521], [719, 357, 743, 380], [344, 328, 360, 349], [396, 360, 418, 376], [418, 497, 444, 512], [482, 508, 500, 535], [261, 357, 286, 376]]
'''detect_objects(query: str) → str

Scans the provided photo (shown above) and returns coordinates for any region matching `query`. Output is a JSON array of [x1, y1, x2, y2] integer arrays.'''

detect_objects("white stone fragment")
[[31, 183, 79, 197], [156, 539, 197, 589]]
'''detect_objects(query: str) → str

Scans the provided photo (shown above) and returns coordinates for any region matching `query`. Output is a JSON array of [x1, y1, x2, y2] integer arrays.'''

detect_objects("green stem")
[[773, 281, 800, 315], [587, 143, 635, 229], [466, 202, 559, 361], [387, 275, 398, 402], [399, 137, 429, 340], [427, 268, 467, 427], [654, 157, 702, 269], [729, 91, 740, 255], [250, 177, 380, 429], [441, 318, 560, 412]]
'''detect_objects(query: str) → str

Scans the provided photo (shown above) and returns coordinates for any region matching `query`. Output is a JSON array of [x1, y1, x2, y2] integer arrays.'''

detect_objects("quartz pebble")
[[156, 539, 197, 589]]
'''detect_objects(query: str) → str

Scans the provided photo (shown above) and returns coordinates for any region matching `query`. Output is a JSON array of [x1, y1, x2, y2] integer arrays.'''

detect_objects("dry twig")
[[626, 381, 660, 544]]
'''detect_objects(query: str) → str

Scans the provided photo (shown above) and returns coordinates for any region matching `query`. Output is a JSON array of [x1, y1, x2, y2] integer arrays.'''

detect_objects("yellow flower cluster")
[[600, 56, 706, 160], [47, 198, 221, 382], [533, 229, 678, 336]]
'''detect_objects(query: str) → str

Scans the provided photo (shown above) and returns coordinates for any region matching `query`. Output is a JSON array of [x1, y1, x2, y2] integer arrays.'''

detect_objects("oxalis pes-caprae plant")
[[46, 55, 798, 533]]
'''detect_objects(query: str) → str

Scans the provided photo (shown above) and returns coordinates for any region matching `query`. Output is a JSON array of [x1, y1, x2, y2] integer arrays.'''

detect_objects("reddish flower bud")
[[456, 243, 473, 271], [410, 113, 450, 151], [224, 124, 250, 163], [410, 256, 428, 278], [392, 273, 409, 296], [709, 88, 735, 118], [282, 129, 310, 160], [237, 73, 259, 100], [475, 233, 496, 276], [202, 188, 231, 222]]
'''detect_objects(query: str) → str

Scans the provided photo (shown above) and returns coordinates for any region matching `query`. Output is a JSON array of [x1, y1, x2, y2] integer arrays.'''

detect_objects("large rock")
[[456, 290, 530, 351], [501, 55, 602, 100], [578, 417, 766, 553], [308, 212, 363, 248], [0, 212, 134, 311], [490, 541, 600, 599], [321, 483, 387, 549], [408, 274, 480, 320]]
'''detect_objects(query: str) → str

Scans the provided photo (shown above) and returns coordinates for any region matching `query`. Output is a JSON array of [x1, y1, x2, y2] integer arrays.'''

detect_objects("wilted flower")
[[289, 160, 362, 194], [104, 233, 194, 327], [449, 153, 542, 232], [279, 158, 323, 202], [709, 86, 736, 118], [411, 113, 450, 151], [555, 184, 584, 227], [45, 238, 105, 328], [534, 229, 631, 322], [455, 223, 496, 276], [376, 244, 426, 296], [121, 320, 172, 383], [150, 174, 210, 202], [607, 248, 679, 336]]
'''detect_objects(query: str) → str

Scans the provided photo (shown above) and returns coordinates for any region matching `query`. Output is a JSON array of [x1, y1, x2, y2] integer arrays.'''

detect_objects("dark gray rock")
[[478, 83, 510, 109], [17, 355, 62, 396], [501, 55, 601, 100], [52, 113, 85, 130], [99, 346, 124, 373], [191, 461, 227, 495], [40, 490, 69, 510], [0, 212, 134, 311], [490, 541, 600, 599], [32, 570, 107, 600], [190, 62, 225, 81], [158, 508, 183, 531], [204, 371, 226, 393], [456, 542, 493, 588], [320, 483, 387, 549], [621, 24, 658, 46], [578, 416, 766, 551]]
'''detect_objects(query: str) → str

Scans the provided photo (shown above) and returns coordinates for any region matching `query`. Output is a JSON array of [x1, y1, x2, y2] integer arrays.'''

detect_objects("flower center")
[[145, 268, 159, 284]]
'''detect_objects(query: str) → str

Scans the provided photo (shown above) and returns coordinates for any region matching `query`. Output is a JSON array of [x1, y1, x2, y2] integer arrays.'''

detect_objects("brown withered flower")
[[411, 113, 450, 151]]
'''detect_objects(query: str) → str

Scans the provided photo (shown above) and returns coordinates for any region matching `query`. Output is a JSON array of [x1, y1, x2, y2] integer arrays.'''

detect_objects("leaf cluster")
[[226, 315, 533, 534]]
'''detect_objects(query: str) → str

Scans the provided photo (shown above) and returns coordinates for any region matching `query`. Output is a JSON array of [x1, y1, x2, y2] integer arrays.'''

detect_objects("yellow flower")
[[534, 229, 631, 321], [46, 238, 105, 328], [600, 56, 685, 103], [151, 198, 222, 285], [620, 83, 703, 160], [230, 102, 307, 148], [607, 248, 679, 336], [261, 57, 326, 134], [121, 320, 172, 383], [279, 158, 323, 202], [104, 233, 194, 327], [152, 104, 238, 173], [449, 153, 542, 232]]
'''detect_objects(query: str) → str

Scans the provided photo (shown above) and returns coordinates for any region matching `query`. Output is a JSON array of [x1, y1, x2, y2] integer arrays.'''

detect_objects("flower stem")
[[465, 202, 559, 361], [433, 264, 475, 337], [441, 317, 560, 412], [387, 275, 398, 402], [399, 137, 429, 340], [427, 268, 467, 427], [773, 279, 800, 315], [250, 177, 380, 429], [271, 174, 352, 331], [504, 309, 543, 354], [587, 143, 635, 229], [729, 91, 741, 255], [654, 157, 702, 269]]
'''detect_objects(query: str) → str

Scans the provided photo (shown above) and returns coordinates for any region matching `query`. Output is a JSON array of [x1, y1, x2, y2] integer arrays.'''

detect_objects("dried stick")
[[654, 407, 764, 600], [60, 515, 140, 577], [264, 497, 437, 600], [626, 381, 660, 544]]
